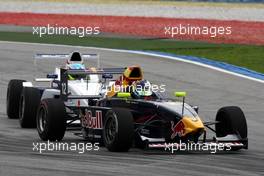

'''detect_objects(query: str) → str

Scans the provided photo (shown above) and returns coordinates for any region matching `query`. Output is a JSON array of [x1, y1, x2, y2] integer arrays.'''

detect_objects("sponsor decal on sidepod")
[[171, 121, 185, 139], [81, 110, 103, 129]]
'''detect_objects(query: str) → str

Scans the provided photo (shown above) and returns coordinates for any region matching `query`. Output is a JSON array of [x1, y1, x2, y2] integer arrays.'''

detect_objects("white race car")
[[6, 51, 110, 128]]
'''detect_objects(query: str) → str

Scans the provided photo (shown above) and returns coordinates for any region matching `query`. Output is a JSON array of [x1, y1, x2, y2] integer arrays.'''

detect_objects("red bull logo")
[[171, 121, 185, 139], [81, 110, 103, 129]]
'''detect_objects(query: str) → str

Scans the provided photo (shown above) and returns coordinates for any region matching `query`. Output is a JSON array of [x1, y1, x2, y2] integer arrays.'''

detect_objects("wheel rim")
[[105, 115, 117, 145], [38, 107, 47, 132], [19, 96, 25, 120]]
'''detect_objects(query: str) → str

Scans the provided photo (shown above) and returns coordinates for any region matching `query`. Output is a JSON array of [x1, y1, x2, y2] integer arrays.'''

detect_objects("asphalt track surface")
[[0, 41, 263, 176]]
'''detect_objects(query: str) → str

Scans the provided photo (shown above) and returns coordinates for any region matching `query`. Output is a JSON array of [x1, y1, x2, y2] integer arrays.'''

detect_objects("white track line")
[[1, 40, 264, 84]]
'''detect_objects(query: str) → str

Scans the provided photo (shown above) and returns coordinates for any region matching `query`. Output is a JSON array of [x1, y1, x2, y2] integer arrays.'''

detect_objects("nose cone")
[[181, 116, 205, 136]]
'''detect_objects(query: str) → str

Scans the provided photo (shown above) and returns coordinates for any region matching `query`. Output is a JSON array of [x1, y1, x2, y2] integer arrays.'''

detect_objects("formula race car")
[[6, 51, 101, 128], [6, 53, 248, 152]]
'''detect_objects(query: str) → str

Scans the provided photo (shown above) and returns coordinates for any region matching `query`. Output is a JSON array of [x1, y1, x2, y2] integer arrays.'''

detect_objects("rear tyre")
[[215, 106, 248, 150], [19, 87, 41, 128], [103, 108, 134, 152], [6, 79, 25, 119], [37, 99, 66, 141]]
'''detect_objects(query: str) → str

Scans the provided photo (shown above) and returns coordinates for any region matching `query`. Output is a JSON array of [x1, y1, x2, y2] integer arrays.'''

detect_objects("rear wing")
[[34, 51, 100, 67], [60, 67, 125, 101]]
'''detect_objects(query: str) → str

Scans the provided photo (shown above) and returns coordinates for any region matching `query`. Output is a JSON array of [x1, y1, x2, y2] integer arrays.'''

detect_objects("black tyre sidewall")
[[216, 106, 247, 139], [37, 99, 66, 141], [19, 87, 41, 128], [103, 108, 134, 152], [6, 79, 26, 119]]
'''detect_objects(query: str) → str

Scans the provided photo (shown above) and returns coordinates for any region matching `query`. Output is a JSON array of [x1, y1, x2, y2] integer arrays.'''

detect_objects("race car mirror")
[[174, 91, 187, 97], [117, 92, 131, 98], [102, 73, 113, 79], [46, 74, 58, 79]]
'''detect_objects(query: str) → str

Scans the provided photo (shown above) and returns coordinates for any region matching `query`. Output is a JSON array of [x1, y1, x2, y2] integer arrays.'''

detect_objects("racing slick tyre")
[[215, 106, 248, 150], [103, 108, 134, 152], [19, 87, 41, 128], [37, 99, 66, 141], [6, 79, 26, 119]]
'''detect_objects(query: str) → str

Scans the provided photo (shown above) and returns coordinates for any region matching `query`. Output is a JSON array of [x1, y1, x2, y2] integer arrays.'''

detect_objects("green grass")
[[0, 31, 263, 73], [155, 47, 264, 74]]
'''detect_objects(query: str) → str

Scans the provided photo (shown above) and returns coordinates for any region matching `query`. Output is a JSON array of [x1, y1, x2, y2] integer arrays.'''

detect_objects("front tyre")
[[6, 79, 25, 119], [19, 87, 41, 128], [103, 108, 134, 152], [215, 106, 248, 150], [37, 99, 66, 141]]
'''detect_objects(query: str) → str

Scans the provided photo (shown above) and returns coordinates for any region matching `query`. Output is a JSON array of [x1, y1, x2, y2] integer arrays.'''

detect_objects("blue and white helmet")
[[68, 63, 85, 70], [67, 63, 86, 80]]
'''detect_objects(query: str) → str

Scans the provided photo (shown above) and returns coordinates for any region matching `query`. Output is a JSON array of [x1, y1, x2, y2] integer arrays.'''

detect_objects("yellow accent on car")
[[174, 91, 187, 97], [181, 116, 204, 136], [117, 92, 131, 98], [68, 75, 75, 80]]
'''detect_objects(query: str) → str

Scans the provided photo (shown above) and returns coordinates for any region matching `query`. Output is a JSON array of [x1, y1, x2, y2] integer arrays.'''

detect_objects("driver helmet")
[[67, 63, 85, 80], [68, 63, 85, 70], [131, 80, 153, 98]]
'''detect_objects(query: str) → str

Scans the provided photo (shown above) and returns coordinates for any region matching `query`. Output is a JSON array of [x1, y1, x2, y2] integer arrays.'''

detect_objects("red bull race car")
[[7, 57, 248, 152]]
